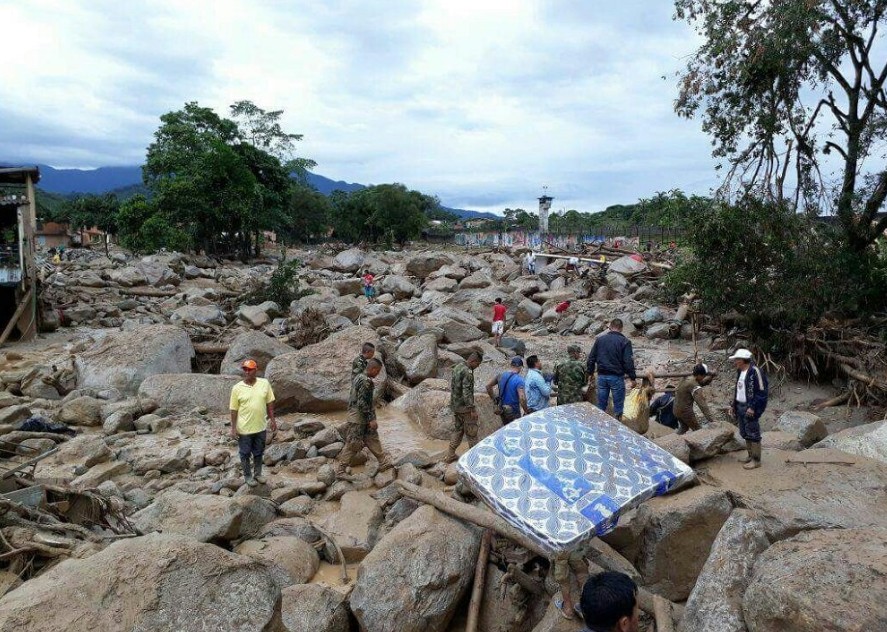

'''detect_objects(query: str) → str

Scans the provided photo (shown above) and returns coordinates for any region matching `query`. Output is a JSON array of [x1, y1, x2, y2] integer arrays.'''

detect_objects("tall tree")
[[63, 193, 120, 255], [143, 101, 314, 259], [675, 0, 887, 251]]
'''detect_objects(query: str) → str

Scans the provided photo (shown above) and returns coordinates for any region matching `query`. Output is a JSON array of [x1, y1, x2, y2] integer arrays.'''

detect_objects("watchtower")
[[538, 192, 553, 233]]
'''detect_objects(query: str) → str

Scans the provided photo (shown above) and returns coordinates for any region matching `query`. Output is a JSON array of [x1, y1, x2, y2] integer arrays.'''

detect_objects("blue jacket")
[[586, 331, 636, 380], [525, 369, 551, 411], [732, 362, 768, 417]]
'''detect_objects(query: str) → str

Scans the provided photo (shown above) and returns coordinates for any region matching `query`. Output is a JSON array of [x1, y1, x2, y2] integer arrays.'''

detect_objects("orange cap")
[[241, 360, 258, 370]]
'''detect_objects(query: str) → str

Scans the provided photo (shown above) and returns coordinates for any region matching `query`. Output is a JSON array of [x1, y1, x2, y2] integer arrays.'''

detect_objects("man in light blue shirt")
[[525, 355, 552, 412]]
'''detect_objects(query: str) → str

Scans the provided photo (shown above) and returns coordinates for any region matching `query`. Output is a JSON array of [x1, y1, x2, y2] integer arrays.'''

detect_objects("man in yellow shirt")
[[229, 359, 276, 487]]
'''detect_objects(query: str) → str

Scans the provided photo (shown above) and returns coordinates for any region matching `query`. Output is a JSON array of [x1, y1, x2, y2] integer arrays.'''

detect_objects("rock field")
[[0, 244, 884, 632]]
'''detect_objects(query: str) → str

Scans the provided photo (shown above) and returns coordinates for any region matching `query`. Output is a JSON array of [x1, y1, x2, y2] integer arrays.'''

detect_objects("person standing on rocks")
[[525, 355, 553, 412], [553, 545, 590, 620], [338, 358, 392, 474], [361, 270, 375, 303], [444, 351, 483, 463], [491, 297, 507, 347], [229, 359, 276, 487], [586, 319, 637, 420], [525, 251, 537, 274], [729, 349, 768, 469], [579, 571, 641, 632], [673, 363, 716, 433], [486, 356, 528, 424], [554, 344, 588, 405]]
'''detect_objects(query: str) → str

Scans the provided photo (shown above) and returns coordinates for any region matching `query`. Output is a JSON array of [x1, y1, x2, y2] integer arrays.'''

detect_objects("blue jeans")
[[736, 403, 762, 442], [597, 375, 626, 417], [238, 431, 267, 460]]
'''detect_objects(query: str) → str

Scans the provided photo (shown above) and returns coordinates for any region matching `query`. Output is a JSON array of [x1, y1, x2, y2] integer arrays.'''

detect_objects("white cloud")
[[0, 0, 717, 210]]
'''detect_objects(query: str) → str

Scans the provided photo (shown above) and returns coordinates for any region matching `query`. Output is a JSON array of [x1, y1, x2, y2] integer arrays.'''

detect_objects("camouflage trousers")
[[552, 546, 589, 584], [446, 410, 479, 459], [338, 410, 391, 470]]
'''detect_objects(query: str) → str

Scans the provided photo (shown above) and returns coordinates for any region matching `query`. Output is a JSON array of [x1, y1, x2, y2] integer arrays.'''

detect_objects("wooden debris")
[[465, 530, 491, 632]]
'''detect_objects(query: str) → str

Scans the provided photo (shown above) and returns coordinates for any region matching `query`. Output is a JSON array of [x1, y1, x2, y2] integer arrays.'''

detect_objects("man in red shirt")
[[555, 300, 571, 314], [492, 298, 507, 347]]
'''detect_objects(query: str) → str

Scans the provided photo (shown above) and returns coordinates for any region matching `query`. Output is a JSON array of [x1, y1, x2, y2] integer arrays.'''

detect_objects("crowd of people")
[[223, 295, 769, 625]]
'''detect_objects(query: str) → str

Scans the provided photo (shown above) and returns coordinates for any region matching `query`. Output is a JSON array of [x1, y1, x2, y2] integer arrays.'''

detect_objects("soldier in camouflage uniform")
[[349, 342, 376, 401], [338, 358, 392, 474], [554, 344, 587, 405], [444, 351, 483, 463]]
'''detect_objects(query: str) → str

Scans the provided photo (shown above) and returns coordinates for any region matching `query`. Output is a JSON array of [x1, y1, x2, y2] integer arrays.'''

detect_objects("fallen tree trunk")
[[192, 343, 229, 355], [465, 530, 491, 632], [118, 287, 178, 298], [394, 481, 669, 617]]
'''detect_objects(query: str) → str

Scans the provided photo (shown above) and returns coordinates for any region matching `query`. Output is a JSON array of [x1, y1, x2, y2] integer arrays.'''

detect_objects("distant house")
[[464, 219, 488, 230], [34, 221, 70, 249]]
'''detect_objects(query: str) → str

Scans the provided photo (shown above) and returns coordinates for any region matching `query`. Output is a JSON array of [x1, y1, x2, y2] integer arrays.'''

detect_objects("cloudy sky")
[[1, 1, 716, 213]]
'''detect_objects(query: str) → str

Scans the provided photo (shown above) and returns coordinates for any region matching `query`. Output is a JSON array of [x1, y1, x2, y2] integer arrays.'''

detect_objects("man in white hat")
[[728, 349, 768, 469]]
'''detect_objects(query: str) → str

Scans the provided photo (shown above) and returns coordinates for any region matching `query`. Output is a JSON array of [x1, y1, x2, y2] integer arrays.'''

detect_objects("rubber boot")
[[743, 442, 762, 469], [737, 441, 753, 464], [253, 455, 267, 484], [242, 458, 256, 487]]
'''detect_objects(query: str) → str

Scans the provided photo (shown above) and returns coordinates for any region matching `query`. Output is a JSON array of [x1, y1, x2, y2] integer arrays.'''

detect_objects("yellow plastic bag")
[[622, 388, 650, 434]]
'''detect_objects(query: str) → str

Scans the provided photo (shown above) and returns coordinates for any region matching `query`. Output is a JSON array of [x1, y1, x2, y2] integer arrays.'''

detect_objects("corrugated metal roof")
[[0, 166, 40, 185]]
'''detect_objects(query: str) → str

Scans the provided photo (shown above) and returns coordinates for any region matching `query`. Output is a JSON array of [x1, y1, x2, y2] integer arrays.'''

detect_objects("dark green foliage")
[[664, 197, 887, 346], [242, 258, 309, 307], [116, 195, 190, 254], [329, 183, 432, 245]]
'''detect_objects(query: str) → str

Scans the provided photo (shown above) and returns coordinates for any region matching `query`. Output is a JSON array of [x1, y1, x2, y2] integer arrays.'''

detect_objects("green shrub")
[[664, 197, 886, 347], [242, 258, 310, 306]]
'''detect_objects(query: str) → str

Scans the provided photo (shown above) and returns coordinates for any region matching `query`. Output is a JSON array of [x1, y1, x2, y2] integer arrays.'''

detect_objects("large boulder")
[[265, 327, 384, 412], [170, 304, 226, 326], [446, 287, 521, 332], [774, 411, 828, 447], [236, 301, 280, 329], [320, 491, 383, 562], [439, 320, 485, 344], [381, 275, 418, 299], [683, 422, 735, 462], [405, 253, 453, 278], [396, 333, 439, 384], [133, 490, 277, 543], [138, 374, 240, 415], [393, 379, 500, 441], [679, 510, 771, 632], [813, 419, 887, 464], [74, 325, 194, 394], [634, 487, 733, 601], [331, 248, 365, 272], [234, 536, 320, 588], [608, 255, 647, 275], [280, 584, 350, 632], [0, 533, 280, 632], [351, 505, 481, 632], [56, 395, 104, 427], [220, 331, 295, 377], [515, 298, 543, 325], [742, 528, 887, 632]]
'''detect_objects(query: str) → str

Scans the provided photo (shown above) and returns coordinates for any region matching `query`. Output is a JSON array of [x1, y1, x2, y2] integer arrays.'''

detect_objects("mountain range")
[[18, 164, 497, 220]]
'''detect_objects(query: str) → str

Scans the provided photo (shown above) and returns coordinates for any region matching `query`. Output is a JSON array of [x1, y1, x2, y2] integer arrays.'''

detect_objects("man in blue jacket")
[[587, 319, 637, 420], [729, 348, 768, 470]]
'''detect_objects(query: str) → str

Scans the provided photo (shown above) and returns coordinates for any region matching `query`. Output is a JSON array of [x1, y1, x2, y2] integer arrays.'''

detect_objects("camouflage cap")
[[567, 344, 582, 354]]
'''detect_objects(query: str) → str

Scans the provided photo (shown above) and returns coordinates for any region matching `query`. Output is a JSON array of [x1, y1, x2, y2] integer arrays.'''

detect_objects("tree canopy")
[[675, 0, 887, 251]]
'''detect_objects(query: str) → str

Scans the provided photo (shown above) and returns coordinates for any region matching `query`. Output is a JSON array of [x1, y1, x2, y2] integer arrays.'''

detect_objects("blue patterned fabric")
[[457, 402, 695, 555]]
